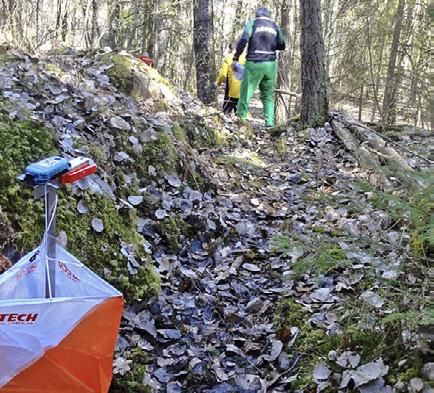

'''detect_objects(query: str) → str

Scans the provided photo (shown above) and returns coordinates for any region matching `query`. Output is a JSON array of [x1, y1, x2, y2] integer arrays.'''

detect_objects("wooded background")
[[0, 0, 431, 128]]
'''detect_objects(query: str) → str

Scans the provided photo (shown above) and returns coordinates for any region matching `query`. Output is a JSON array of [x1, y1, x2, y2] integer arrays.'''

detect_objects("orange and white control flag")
[[0, 245, 123, 392]]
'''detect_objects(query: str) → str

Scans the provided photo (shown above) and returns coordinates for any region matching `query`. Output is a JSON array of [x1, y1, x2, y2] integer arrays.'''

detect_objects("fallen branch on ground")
[[331, 112, 429, 190]]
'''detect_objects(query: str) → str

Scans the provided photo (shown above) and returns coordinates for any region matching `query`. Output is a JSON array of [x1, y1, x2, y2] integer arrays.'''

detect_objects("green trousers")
[[237, 60, 277, 127]]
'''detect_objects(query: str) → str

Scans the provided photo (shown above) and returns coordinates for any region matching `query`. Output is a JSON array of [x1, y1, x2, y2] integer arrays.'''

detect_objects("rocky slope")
[[0, 48, 230, 300]]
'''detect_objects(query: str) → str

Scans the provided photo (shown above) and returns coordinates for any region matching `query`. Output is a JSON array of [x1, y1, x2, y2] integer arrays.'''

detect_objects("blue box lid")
[[25, 156, 70, 184]]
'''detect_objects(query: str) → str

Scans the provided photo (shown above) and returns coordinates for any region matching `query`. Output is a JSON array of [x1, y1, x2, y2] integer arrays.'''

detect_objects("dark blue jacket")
[[234, 17, 285, 62]]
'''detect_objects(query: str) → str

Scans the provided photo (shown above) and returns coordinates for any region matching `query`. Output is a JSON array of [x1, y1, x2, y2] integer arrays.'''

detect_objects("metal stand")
[[19, 155, 96, 299], [34, 183, 58, 298]]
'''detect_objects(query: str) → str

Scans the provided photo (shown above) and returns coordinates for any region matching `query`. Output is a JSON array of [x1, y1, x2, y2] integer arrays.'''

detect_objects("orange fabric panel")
[[1, 297, 123, 393]]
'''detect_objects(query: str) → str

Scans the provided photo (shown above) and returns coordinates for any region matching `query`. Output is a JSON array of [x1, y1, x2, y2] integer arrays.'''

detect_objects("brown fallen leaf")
[[276, 327, 292, 343], [0, 254, 12, 273]]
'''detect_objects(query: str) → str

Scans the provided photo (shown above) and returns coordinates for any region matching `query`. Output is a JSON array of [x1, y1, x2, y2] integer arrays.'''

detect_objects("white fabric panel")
[[0, 298, 102, 387], [0, 245, 122, 388], [53, 246, 120, 298], [0, 247, 46, 300]]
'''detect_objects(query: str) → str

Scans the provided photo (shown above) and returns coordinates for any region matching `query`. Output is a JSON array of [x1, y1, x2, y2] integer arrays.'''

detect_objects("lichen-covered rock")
[[102, 52, 178, 106]]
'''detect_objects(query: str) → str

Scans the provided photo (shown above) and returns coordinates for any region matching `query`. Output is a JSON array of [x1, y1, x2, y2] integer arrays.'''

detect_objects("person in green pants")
[[233, 6, 285, 127]]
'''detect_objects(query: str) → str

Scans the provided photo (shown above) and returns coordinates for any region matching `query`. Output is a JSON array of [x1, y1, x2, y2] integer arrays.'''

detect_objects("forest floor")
[[117, 105, 432, 392], [0, 51, 431, 393]]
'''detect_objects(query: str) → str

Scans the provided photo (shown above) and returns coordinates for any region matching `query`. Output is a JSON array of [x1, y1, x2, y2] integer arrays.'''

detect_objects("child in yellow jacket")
[[216, 45, 246, 114]]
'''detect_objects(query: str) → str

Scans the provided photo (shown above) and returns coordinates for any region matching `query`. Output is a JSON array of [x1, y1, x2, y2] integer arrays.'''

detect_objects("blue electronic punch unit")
[[24, 156, 70, 184]]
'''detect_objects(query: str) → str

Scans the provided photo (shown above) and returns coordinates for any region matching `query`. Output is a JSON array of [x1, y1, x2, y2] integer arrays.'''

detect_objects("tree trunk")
[[4, 0, 20, 45], [184, 45, 195, 92], [366, 15, 385, 123], [56, 0, 68, 42], [126, 0, 140, 50], [288, 0, 297, 94], [358, 85, 363, 122], [229, 0, 245, 44], [61, 4, 68, 43], [275, 1, 291, 125], [322, 0, 335, 77], [381, 0, 405, 125], [36, 0, 40, 41], [90, 0, 99, 49], [193, 0, 215, 104], [217, 0, 230, 61], [299, 0, 328, 126], [146, 0, 161, 60], [107, 0, 120, 49], [430, 95, 434, 131]]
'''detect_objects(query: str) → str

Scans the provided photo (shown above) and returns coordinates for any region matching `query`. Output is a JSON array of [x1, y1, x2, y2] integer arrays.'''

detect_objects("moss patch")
[[273, 178, 432, 390], [103, 54, 134, 95], [277, 302, 425, 390], [0, 54, 12, 64], [159, 214, 191, 253], [272, 233, 350, 280], [0, 114, 160, 302], [132, 131, 180, 178], [172, 120, 220, 149], [101, 53, 176, 104], [274, 299, 307, 330], [0, 115, 56, 249], [110, 348, 152, 393], [44, 63, 64, 77], [216, 150, 266, 170], [58, 193, 160, 302]]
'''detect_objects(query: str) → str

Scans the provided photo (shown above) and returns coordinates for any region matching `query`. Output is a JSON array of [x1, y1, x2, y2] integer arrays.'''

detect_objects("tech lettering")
[[0, 313, 39, 324]]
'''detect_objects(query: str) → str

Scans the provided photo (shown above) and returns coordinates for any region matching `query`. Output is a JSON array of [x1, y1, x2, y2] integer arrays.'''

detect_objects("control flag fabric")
[[0, 245, 123, 392]]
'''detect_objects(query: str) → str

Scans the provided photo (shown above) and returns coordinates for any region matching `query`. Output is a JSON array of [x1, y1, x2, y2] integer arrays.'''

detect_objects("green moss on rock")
[[274, 299, 307, 330], [0, 54, 12, 64], [44, 63, 64, 77], [159, 214, 190, 253], [394, 352, 423, 383], [144, 132, 179, 173], [133, 131, 180, 177], [101, 53, 175, 105], [0, 115, 56, 249], [58, 193, 160, 302], [172, 121, 218, 149], [103, 54, 134, 95], [0, 115, 160, 302], [171, 122, 189, 144], [110, 348, 152, 393], [272, 233, 350, 280]]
